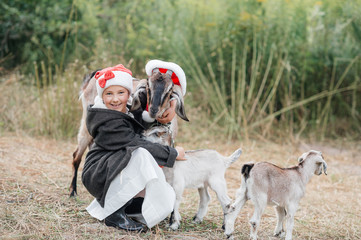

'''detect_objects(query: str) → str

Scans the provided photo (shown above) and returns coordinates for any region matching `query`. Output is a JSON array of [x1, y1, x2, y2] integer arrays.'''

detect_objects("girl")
[[81, 64, 185, 232]]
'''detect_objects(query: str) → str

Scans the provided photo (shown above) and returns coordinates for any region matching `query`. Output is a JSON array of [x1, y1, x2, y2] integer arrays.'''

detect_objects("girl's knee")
[[133, 147, 152, 158], [131, 148, 158, 168]]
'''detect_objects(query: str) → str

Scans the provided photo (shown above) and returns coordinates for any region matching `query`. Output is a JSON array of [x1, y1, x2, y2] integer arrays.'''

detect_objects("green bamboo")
[[247, 32, 257, 102], [250, 84, 361, 130], [231, 42, 237, 121], [320, 56, 360, 138], [260, 53, 287, 115], [247, 45, 274, 122], [237, 37, 248, 123]]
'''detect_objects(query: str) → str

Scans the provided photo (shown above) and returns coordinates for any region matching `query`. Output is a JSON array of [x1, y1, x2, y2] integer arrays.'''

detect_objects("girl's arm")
[[96, 119, 178, 167]]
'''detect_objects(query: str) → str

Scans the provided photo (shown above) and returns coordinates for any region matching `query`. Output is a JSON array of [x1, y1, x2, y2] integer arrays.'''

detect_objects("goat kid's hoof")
[[69, 189, 77, 198], [274, 230, 285, 238], [249, 235, 258, 240], [226, 234, 234, 240], [192, 215, 203, 224], [169, 222, 180, 230], [69, 193, 76, 198]]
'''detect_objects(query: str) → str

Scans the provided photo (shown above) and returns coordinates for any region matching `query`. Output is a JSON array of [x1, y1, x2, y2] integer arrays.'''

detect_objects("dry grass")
[[0, 132, 360, 240]]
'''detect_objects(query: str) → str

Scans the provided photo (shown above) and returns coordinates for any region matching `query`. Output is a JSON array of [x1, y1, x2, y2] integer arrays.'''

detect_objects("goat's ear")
[[130, 79, 147, 111], [298, 151, 312, 163], [322, 161, 327, 175], [315, 155, 327, 175], [171, 85, 189, 122]]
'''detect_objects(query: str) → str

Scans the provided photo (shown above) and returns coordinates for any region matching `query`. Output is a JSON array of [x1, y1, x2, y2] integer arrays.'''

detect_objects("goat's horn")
[[166, 69, 173, 76]]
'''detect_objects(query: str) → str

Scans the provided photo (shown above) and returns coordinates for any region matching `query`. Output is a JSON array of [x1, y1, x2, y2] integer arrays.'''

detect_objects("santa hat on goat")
[[92, 64, 133, 109], [142, 60, 187, 122], [145, 60, 187, 96]]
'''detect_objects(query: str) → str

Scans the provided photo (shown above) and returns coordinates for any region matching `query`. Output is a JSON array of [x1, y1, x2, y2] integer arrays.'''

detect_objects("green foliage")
[[167, 0, 361, 140], [91, 0, 184, 73], [0, 0, 99, 75], [0, 0, 360, 140]]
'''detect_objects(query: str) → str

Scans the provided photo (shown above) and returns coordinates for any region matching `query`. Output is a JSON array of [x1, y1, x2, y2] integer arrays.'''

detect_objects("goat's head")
[[298, 150, 327, 175], [131, 69, 189, 122], [142, 125, 173, 146]]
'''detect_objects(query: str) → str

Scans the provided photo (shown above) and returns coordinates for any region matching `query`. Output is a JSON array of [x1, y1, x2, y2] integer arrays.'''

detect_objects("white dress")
[[86, 147, 176, 228]]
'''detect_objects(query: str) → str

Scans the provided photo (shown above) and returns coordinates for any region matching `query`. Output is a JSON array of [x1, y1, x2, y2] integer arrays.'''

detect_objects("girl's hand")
[[175, 146, 186, 160], [157, 100, 176, 124]]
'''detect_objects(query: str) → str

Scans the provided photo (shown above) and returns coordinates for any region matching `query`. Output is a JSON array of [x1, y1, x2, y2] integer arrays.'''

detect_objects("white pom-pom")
[[142, 110, 155, 122]]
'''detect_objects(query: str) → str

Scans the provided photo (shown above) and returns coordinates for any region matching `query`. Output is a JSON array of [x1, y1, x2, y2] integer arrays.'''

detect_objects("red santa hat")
[[145, 60, 186, 96], [92, 64, 133, 109]]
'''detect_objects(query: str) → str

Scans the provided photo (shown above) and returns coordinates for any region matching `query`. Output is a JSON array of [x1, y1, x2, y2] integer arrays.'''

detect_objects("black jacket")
[[81, 107, 177, 207]]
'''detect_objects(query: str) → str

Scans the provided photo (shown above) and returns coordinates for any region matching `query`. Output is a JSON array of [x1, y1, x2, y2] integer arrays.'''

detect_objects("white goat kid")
[[224, 150, 327, 240], [168, 148, 243, 230], [142, 126, 243, 230]]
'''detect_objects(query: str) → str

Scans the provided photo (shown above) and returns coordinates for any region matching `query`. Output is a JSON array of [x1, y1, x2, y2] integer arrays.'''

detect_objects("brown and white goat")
[[69, 69, 188, 197], [130, 69, 189, 144], [224, 150, 327, 240]]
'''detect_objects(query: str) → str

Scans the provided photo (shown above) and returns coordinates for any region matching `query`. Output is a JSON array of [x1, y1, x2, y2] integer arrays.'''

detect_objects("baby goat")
[[142, 126, 242, 230], [224, 150, 327, 240]]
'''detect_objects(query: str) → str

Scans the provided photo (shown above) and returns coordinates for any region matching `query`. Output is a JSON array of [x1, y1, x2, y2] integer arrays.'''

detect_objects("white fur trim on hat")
[[96, 71, 133, 98], [145, 60, 187, 96]]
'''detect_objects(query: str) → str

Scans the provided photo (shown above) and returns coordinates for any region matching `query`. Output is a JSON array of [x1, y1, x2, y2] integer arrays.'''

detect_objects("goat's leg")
[[208, 176, 232, 229], [209, 176, 232, 212], [224, 183, 248, 239], [193, 187, 211, 223], [284, 204, 298, 240], [70, 118, 93, 197], [249, 194, 267, 240], [169, 181, 185, 230], [274, 206, 286, 237], [169, 196, 182, 230]]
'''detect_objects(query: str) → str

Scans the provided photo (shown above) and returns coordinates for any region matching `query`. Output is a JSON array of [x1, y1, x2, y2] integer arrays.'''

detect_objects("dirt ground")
[[0, 133, 360, 239]]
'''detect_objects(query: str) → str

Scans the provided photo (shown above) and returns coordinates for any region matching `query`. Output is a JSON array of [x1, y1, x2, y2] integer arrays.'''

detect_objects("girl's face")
[[102, 85, 129, 112]]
